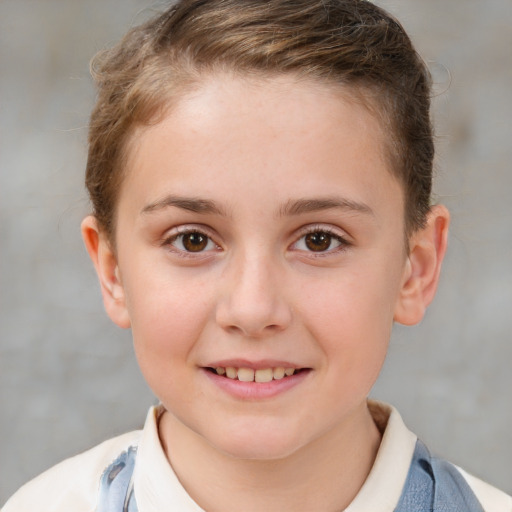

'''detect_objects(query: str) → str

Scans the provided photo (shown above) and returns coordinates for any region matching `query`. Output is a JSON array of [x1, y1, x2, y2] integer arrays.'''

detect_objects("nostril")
[[225, 325, 244, 336], [225, 323, 283, 338], [215, 291, 293, 338]]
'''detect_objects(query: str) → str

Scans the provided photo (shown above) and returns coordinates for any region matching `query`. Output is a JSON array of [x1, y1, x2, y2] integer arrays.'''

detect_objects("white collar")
[[133, 405, 203, 511], [133, 401, 417, 512], [344, 401, 417, 511]]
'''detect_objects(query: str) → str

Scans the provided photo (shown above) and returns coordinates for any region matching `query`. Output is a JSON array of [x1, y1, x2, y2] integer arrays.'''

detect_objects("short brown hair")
[[86, 0, 433, 239]]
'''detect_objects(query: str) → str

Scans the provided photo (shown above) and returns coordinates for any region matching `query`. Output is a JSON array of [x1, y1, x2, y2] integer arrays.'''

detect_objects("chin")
[[205, 422, 306, 461], [218, 441, 300, 461]]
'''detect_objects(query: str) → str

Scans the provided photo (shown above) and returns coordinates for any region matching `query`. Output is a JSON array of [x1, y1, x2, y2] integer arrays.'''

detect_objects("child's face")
[[107, 75, 412, 459]]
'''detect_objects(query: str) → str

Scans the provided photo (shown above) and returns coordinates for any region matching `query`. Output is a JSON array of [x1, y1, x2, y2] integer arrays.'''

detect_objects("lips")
[[203, 362, 311, 399]]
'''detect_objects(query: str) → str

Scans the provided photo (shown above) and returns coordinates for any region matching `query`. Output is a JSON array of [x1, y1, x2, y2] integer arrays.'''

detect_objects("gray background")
[[1, 0, 511, 504]]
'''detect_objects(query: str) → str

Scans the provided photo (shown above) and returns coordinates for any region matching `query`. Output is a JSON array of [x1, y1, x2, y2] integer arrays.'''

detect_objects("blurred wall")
[[1, 0, 511, 503]]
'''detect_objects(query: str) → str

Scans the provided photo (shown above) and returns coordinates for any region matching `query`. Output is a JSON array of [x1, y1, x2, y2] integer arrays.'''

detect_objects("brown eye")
[[166, 229, 219, 255], [304, 232, 333, 252], [181, 232, 209, 252], [292, 228, 347, 255]]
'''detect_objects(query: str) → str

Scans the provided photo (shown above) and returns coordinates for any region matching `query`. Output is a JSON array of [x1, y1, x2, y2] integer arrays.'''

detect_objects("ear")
[[393, 205, 450, 326], [81, 216, 131, 329]]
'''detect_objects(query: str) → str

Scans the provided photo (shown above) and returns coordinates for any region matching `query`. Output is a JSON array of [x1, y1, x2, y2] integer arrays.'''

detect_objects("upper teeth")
[[215, 367, 296, 382]]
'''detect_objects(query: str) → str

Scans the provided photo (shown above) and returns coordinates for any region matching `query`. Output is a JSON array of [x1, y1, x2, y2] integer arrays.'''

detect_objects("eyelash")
[[162, 225, 351, 257]]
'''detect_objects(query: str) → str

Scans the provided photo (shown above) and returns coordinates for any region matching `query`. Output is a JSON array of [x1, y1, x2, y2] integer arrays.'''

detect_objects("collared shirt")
[[3, 402, 511, 511]]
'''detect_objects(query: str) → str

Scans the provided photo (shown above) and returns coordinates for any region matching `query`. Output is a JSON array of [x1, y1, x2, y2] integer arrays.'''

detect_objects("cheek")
[[123, 268, 215, 376], [298, 262, 399, 378], [301, 262, 398, 332]]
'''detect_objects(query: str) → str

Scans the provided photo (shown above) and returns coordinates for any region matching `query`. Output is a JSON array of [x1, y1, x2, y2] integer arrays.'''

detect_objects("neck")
[[159, 402, 382, 512]]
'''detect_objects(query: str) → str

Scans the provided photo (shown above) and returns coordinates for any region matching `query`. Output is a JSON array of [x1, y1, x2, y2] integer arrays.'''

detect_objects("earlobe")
[[394, 205, 450, 326], [81, 216, 131, 329]]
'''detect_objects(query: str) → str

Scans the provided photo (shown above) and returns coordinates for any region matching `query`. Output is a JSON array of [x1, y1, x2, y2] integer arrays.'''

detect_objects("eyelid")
[[296, 223, 347, 237]]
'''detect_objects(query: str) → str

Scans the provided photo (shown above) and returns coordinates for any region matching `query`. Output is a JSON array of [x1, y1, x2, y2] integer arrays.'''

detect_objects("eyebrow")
[[140, 194, 373, 218], [141, 195, 229, 216], [278, 197, 374, 217]]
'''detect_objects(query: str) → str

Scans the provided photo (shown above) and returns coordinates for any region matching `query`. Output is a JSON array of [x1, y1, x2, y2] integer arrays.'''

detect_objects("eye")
[[293, 228, 349, 253], [166, 230, 218, 253]]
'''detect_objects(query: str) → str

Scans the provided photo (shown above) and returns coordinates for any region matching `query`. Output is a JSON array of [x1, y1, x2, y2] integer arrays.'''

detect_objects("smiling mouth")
[[206, 366, 307, 383]]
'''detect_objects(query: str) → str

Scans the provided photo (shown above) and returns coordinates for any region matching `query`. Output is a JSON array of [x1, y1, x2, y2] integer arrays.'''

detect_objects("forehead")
[[120, 73, 403, 221]]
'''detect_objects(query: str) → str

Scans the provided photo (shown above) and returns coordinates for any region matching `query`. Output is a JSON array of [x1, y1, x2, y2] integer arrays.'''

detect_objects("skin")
[[82, 74, 449, 511]]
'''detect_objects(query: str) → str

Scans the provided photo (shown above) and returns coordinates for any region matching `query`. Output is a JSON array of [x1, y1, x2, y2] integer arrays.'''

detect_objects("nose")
[[215, 251, 292, 338]]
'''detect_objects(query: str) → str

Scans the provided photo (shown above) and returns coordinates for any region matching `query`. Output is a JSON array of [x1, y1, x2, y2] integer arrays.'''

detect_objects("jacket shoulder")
[[456, 467, 512, 512], [2, 430, 141, 512]]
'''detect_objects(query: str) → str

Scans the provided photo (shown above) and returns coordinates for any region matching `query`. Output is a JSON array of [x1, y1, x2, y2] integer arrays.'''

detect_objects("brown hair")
[[86, 0, 433, 239]]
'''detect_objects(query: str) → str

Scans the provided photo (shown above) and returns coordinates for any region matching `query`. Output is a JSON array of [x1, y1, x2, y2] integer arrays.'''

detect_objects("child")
[[3, 0, 511, 510]]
